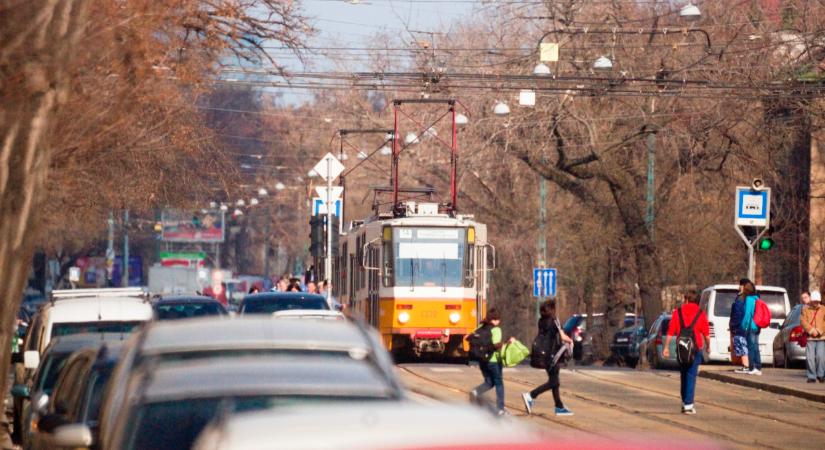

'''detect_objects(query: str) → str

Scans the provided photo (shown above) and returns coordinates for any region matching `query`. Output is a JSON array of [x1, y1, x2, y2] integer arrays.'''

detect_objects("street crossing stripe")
[[429, 367, 463, 373]]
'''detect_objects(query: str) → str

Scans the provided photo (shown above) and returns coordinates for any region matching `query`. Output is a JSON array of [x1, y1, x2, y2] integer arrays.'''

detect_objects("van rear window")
[[713, 290, 787, 319], [52, 321, 142, 337]]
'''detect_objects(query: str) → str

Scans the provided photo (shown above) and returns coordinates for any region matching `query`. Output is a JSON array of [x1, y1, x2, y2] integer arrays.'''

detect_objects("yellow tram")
[[336, 200, 493, 358]]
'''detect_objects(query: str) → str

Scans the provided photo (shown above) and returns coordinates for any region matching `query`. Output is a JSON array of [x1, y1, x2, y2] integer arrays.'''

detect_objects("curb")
[[699, 370, 825, 403]]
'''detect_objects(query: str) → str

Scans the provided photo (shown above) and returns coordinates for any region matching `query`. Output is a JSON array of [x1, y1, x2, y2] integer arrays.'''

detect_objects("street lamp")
[[455, 113, 469, 126], [236, 199, 246, 207], [275, 182, 286, 191], [679, 3, 701, 22], [404, 132, 420, 145], [249, 198, 259, 206], [593, 56, 613, 71], [258, 187, 268, 197], [219, 204, 229, 212], [533, 63, 552, 76], [209, 201, 218, 209], [493, 101, 511, 116], [379, 145, 392, 156]]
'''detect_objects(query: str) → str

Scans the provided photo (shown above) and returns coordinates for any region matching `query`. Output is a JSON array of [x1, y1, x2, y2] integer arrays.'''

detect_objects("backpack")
[[530, 319, 563, 369], [501, 340, 530, 368], [676, 308, 701, 367], [468, 324, 495, 362], [753, 299, 771, 329]]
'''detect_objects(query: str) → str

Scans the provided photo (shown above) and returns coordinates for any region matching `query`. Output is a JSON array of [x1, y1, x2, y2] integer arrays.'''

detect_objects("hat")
[[811, 291, 822, 302]]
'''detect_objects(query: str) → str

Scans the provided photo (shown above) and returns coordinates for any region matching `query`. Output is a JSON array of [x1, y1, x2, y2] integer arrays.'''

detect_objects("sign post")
[[313, 153, 345, 305], [734, 184, 771, 281]]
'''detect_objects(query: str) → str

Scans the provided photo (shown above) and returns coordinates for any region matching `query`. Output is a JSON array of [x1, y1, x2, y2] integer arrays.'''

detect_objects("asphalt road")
[[398, 363, 825, 449]]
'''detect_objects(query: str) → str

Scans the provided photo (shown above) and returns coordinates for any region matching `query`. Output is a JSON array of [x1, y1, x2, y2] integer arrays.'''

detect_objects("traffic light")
[[758, 236, 775, 251], [310, 216, 324, 257]]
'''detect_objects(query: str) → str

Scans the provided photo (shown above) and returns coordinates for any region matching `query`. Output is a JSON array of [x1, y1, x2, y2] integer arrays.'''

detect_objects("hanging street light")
[[679, 3, 701, 22], [236, 199, 246, 207], [219, 204, 229, 212], [379, 145, 392, 156], [593, 56, 613, 71], [258, 187, 268, 197], [493, 101, 511, 116], [533, 63, 552, 76], [455, 113, 469, 126], [249, 198, 259, 206], [275, 182, 286, 191], [357, 151, 368, 160], [209, 201, 218, 209], [405, 132, 420, 145]]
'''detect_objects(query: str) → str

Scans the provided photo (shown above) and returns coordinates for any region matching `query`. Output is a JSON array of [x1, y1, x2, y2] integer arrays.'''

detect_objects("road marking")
[[429, 367, 462, 373]]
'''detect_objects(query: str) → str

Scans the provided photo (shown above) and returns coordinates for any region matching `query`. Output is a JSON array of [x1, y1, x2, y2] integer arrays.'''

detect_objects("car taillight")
[[790, 326, 806, 345], [573, 327, 583, 342], [654, 336, 662, 346]]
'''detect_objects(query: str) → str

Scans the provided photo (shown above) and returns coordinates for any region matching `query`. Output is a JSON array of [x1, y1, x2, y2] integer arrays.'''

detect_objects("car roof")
[[705, 284, 788, 293], [272, 310, 343, 318], [44, 297, 153, 323], [45, 333, 131, 354], [156, 296, 220, 304], [192, 402, 540, 450], [243, 292, 327, 302], [141, 356, 395, 402], [139, 317, 371, 356]]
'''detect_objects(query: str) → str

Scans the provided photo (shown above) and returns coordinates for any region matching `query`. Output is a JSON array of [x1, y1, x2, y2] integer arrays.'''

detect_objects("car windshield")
[[51, 321, 142, 337], [241, 296, 329, 314], [714, 290, 787, 319], [391, 227, 466, 288], [156, 303, 223, 320], [126, 396, 379, 450], [36, 351, 73, 393]]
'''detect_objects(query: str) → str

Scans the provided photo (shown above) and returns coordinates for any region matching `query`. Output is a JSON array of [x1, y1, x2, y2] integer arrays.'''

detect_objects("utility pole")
[[122, 210, 130, 287], [325, 154, 333, 304], [538, 177, 547, 320], [106, 211, 114, 286], [646, 131, 655, 239], [262, 204, 270, 282]]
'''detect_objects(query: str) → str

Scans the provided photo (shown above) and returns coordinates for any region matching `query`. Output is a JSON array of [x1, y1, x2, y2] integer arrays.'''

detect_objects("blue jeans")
[[679, 352, 703, 406], [475, 360, 504, 411], [746, 330, 762, 370], [806, 340, 825, 380]]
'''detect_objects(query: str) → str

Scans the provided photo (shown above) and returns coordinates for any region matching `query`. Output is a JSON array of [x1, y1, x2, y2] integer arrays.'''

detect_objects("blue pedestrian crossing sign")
[[533, 268, 557, 297]]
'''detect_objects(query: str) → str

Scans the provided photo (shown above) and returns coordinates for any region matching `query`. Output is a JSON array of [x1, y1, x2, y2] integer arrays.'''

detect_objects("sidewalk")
[[699, 365, 825, 403]]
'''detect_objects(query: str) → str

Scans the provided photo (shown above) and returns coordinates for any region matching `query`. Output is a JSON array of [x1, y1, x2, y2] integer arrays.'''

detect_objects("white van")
[[23, 288, 153, 368], [699, 284, 791, 364]]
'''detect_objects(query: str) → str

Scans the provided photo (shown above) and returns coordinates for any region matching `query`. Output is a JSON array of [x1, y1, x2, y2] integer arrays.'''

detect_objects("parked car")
[[271, 309, 345, 320], [11, 334, 127, 449], [153, 295, 227, 320], [193, 402, 543, 450], [32, 340, 126, 450], [699, 284, 790, 364], [97, 317, 403, 450], [772, 304, 807, 368], [610, 323, 646, 367], [639, 313, 679, 370], [563, 313, 639, 364], [239, 292, 330, 315]]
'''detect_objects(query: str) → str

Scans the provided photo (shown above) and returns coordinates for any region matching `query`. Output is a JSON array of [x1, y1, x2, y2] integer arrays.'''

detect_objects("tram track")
[[499, 372, 784, 450], [563, 369, 825, 435]]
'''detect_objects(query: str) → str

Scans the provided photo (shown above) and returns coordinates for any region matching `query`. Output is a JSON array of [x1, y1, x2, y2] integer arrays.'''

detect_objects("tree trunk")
[[0, 0, 91, 421]]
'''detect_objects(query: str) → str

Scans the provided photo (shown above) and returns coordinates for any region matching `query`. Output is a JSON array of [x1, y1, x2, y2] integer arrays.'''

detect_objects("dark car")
[[153, 296, 227, 320], [563, 313, 640, 364], [11, 333, 127, 448], [33, 340, 126, 449], [610, 324, 646, 367], [239, 292, 330, 315]]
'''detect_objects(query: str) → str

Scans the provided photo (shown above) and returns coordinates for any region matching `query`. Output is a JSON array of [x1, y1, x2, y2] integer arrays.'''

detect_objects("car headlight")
[[398, 312, 410, 324], [449, 312, 461, 324]]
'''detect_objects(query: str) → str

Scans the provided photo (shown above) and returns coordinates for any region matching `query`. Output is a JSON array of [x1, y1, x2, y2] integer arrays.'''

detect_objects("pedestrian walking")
[[730, 289, 750, 373], [801, 291, 825, 383], [521, 300, 574, 416], [468, 308, 513, 416], [739, 279, 762, 375], [663, 291, 710, 415]]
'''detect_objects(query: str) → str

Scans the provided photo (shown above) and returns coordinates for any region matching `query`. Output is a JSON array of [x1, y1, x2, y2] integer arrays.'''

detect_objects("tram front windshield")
[[393, 227, 466, 288]]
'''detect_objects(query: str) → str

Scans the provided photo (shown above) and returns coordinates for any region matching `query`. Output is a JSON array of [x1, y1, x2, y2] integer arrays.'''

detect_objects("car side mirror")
[[52, 424, 93, 448], [24, 350, 40, 369], [10, 384, 30, 398]]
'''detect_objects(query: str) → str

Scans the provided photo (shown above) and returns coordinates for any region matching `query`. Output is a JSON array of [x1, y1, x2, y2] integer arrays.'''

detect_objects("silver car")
[[639, 313, 679, 370], [772, 304, 807, 368]]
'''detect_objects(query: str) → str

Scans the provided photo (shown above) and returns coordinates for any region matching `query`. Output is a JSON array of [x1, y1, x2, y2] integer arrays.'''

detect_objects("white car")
[[22, 288, 153, 369], [699, 284, 790, 364]]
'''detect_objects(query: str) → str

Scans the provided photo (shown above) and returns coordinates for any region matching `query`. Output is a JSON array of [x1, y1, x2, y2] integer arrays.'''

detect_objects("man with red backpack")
[[740, 279, 764, 375], [663, 291, 710, 415]]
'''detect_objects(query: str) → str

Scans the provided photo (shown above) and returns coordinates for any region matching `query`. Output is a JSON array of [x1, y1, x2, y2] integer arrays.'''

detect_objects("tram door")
[[475, 245, 485, 325], [368, 245, 380, 327]]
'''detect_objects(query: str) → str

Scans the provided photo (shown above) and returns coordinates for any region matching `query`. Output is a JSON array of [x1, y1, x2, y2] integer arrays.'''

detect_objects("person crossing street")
[[664, 292, 710, 415]]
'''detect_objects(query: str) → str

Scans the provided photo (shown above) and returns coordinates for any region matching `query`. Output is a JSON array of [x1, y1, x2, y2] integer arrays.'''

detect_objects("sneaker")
[[682, 406, 697, 415], [808, 379, 817, 383], [734, 367, 750, 374], [555, 407, 574, 416], [497, 409, 509, 416], [748, 369, 763, 376], [469, 390, 479, 404], [522, 393, 534, 415]]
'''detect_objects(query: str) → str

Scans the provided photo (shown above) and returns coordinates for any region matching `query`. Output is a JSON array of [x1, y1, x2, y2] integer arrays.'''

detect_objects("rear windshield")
[[241, 296, 329, 315], [713, 290, 787, 319], [660, 319, 671, 334], [155, 303, 224, 320], [52, 321, 142, 337]]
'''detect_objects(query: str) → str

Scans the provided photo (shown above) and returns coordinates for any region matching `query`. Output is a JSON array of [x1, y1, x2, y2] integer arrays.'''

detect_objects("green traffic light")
[[759, 238, 774, 251]]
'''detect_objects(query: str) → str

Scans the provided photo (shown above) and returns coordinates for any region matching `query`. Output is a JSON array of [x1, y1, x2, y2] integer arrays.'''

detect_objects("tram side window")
[[464, 244, 475, 288], [382, 239, 393, 287], [355, 235, 363, 291], [340, 242, 348, 296], [358, 236, 366, 290]]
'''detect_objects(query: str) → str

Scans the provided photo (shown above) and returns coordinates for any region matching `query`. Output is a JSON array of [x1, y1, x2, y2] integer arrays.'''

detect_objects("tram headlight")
[[398, 312, 410, 324], [449, 312, 461, 324]]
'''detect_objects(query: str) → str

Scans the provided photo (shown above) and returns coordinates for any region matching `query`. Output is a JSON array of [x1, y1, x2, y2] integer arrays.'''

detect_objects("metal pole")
[[538, 177, 547, 320], [122, 210, 130, 287], [646, 132, 655, 240], [263, 205, 270, 282], [325, 155, 333, 305], [107, 211, 114, 285], [748, 244, 755, 281]]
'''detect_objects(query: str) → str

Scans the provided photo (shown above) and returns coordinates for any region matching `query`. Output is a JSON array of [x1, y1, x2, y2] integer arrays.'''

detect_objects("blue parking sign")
[[533, 268, 557, 297]]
